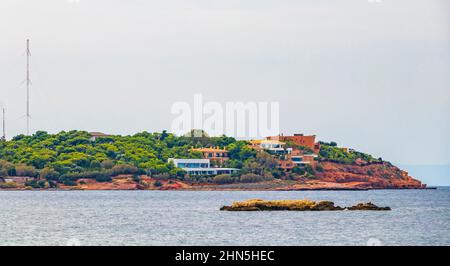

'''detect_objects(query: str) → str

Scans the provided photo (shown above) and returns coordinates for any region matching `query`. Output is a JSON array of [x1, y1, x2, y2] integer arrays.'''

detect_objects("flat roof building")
[[267, 134, 320, 153], [168, 158, 239, 176], [249, 139, 287, 154], [89, 132, 111, 141]]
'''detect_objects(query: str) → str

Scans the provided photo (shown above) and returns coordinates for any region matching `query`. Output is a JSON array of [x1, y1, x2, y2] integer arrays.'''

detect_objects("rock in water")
[[312, 201, 345, 211], [220, 206, 260, 211], [220, 199, 344, 211], [220, 199, 391, 211], [346, 202, 391, 211]]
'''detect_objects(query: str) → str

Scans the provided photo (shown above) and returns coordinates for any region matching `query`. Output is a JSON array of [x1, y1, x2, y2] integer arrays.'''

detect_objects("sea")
[[1, 187, 449, 246]]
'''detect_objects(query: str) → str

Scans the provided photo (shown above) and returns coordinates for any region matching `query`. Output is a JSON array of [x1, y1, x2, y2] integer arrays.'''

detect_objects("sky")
[[0, 0, 449, 170]]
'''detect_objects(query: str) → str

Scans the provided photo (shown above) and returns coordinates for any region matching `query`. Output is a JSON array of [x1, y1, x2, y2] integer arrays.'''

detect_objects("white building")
[[168, 158, 239, 176], [250, 139, 289, 154], [89, 132, 111, 141]]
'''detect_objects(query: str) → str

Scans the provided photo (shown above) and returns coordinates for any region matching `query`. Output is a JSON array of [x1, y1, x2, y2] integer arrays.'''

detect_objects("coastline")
[[0, 187, 435, 191], [0, 181, 435, 192]]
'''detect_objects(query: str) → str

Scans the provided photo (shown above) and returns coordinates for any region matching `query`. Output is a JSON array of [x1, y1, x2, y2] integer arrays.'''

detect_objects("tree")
[[111, 164, 138, 176], [39, 167, 60, 181], [0, 160, 15, 176], [0, 130, 384, 185], [242, 151, 280, 176], [15, 164, 38, 177], [101, 159, 115, 169], [212, 174, 236, 184], [240, 173, 268, 183]]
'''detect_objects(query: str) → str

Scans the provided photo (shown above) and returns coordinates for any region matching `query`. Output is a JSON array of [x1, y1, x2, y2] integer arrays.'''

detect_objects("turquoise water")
[[0, 188, 449, 246]]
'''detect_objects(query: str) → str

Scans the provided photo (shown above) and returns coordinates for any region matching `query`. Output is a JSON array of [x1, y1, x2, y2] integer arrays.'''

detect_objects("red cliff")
[[313, 161, 424, 189]]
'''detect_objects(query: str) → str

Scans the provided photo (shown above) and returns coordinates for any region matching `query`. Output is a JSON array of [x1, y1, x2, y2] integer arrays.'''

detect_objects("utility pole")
[[26, 39, 31, 135], [1, 107, 5, 141]]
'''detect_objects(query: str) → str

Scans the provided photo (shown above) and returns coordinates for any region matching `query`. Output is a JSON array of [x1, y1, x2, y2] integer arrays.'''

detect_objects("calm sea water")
[[0, 188, 449, 246]]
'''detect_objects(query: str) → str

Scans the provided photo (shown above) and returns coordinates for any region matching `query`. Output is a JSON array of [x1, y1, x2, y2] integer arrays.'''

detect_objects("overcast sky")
[[0, 0, 449, 166]]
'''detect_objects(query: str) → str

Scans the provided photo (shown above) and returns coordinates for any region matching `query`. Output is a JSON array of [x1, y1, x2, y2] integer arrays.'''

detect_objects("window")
[[292, 157, 303, 162]]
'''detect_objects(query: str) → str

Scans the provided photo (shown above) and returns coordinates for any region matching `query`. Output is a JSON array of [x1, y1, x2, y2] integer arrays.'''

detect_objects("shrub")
[[61, 170, 113, 182], [111, 164, 138, 176], [153, 173, 171, 180], [154, 180, 163, 187], [263, 171, 274, 180], [48, 181, 57, 188], [240, 173, 266, 183], [0, 168, 7, 177], [169, 168, 186, 178], [38, 180, 49, 188], [25, 179, 40, 188], [212, 174, 236, 184], [272, 171, 281, 179], [304, 164, 314, 175], [39, 167, 60, 181], [292, 166, 306, 175], [90, 160, 101, 169], [137, 169, 147, 175], [0, 160, 15, 176], [315, 164, 324, 172], [15, 165, 38, 177], [100, 160, 115, 169], [63, 180, 77, 186], [95, 175, 112, 182], [132, 175, 140, 182], [60, 170, 112, 181], [59, 172, 83, 182]]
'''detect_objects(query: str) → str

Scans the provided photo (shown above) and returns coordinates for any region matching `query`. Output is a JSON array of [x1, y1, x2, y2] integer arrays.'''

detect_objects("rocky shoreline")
[[220, 199, 391, 211], [0, 158, 430, 192], [0, 175, 434, 191]]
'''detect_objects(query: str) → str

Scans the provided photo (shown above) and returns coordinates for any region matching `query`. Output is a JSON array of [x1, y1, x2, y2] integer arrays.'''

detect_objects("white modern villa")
[[168, 158, 239, 176], [249, 139, 291, 154]]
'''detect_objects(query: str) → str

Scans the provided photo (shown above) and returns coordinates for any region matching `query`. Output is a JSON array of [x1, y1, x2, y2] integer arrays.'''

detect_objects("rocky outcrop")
[[347, 202, 391, 211], [220, 199, 344, 211], [220, 206, 261, 211], [220, 199, 390, 211], [313, 161, 425, 189], [0, 161, 426, 191]]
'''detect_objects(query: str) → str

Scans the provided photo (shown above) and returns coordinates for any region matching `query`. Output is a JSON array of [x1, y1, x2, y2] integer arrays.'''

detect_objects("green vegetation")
[[318, 142, 381, 164], [0, 130, 277, 184], [188, 173, 273, 184], [284, 140, 315, 154], [239, 173, 272, 183], [292, 164, 315, 176], [212, 174, 237, 184], [0, 130, 385, 187]]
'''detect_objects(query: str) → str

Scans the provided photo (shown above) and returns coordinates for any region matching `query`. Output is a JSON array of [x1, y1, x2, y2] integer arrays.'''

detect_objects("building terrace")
[[168, 158, 239, 176]]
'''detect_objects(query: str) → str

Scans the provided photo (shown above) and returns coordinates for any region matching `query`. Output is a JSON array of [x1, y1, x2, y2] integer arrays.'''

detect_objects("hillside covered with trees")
[[0, 130, 423, 190], [0, 130, 281, 187]]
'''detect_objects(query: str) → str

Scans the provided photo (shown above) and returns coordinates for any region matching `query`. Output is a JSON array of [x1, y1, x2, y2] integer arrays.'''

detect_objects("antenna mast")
[[1, 108, 5, 141], [26, 39, 31, 135]]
